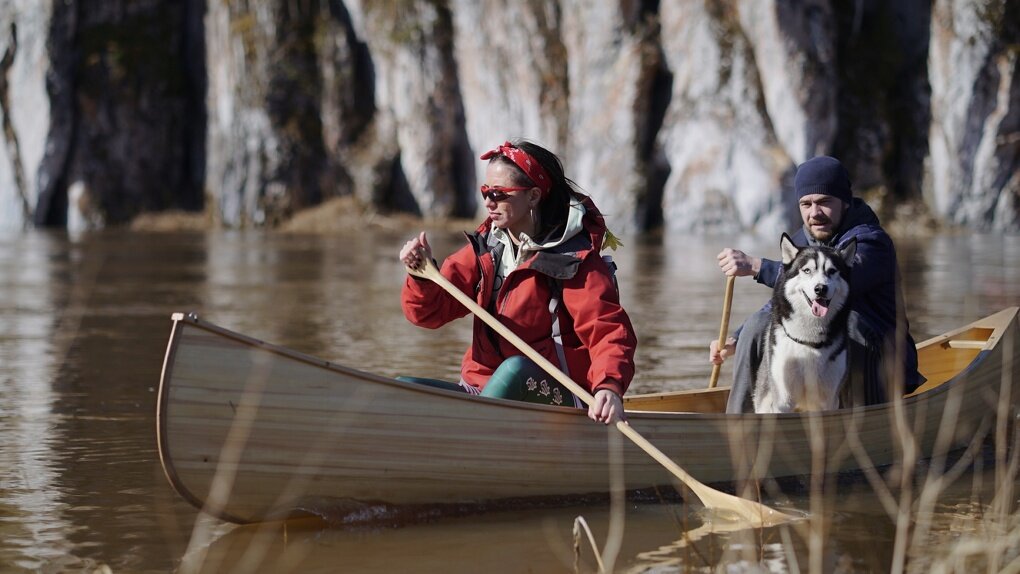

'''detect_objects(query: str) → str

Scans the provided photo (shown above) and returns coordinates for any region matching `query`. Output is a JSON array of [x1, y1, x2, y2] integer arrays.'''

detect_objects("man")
[[711, 155, 922, 413]]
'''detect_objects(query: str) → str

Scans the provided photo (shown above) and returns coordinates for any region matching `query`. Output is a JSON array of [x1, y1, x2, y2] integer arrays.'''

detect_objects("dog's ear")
[[780, 233, 799, 265], [838, 237, 858, 266]]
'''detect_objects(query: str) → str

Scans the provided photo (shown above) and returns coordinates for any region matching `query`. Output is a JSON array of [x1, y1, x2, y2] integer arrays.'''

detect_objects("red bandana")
[[480, 141, 552, 199]]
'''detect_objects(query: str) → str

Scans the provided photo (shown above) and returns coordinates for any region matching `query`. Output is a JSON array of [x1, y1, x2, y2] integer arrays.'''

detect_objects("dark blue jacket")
[[754, 198, 921, 397]]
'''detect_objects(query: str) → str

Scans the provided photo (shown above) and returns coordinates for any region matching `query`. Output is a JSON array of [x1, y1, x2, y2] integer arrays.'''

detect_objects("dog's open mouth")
[[811, 297, 831, 317]]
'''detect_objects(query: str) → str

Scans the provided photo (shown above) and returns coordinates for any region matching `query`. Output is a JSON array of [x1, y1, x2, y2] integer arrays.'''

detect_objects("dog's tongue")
[[811, 299, 830, 317]]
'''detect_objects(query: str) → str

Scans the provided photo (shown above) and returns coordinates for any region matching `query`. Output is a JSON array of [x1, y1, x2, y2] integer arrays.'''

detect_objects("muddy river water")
[[1, 228, 1017, 572]]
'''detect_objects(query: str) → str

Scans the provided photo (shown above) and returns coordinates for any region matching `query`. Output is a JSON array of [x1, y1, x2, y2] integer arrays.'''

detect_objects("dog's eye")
[[801, 268, 812, 275]]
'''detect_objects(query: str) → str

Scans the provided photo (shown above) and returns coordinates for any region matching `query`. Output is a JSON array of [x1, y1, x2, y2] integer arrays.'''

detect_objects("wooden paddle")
[[406, 255, 796, 527], [709, 276, 736, 388]]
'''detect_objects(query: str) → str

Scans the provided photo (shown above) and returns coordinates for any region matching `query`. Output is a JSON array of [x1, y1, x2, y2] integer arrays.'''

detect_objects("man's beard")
[[805, 205, 847, 244], [807, 225, 834, 242]]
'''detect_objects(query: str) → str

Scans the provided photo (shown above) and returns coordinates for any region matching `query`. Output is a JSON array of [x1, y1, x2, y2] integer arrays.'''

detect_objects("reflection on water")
[[0, 228, 1017, 571], [0, 233, 75, 571]]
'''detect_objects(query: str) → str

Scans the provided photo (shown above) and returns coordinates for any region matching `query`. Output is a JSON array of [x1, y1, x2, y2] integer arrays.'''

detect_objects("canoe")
[[157, 307, 1020, 524]]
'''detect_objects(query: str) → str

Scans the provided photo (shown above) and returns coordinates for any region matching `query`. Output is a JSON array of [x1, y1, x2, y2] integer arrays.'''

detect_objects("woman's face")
[[482, 161, 540, 238]]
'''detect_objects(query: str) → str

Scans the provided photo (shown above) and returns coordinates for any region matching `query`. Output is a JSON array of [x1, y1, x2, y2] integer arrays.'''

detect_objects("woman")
[[398, 139, 636, 424]]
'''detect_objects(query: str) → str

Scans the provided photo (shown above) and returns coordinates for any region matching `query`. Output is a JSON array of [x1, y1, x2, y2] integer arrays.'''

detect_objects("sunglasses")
[[480, 184, 533, 202]]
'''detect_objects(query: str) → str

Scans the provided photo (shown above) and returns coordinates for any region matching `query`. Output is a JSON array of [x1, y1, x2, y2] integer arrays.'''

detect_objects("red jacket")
[[401, 195, 637, 396]]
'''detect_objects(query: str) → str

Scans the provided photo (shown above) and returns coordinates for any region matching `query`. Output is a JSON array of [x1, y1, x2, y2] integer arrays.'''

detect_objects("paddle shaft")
[[708, 276, 736, 388], [406, 257, 794, 526]]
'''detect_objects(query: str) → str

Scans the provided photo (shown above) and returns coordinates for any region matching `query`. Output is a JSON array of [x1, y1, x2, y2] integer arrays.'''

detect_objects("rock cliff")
[[0, 0, 1015, 232], [927, 0, 1018, 230]]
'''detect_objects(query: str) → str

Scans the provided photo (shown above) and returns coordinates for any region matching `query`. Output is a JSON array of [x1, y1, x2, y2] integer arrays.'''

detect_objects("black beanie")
[[794, 156, 852, 203]]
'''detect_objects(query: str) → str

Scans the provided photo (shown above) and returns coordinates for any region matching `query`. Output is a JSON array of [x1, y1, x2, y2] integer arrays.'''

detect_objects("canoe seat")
[[624, 386, 729, 414], [910, 327, 996, 397], [944, 339, 986, 350]]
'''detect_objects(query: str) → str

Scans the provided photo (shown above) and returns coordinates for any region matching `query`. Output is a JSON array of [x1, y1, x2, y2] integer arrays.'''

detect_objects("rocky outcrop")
[[356, 1, 477, 218], [205, 0, 465, 226], [450, 0, 568, 218], [0, 0, 1015, 232], [69, 1, 205, 229], [831, 0, 933, 201], [747, 0, 838, 164], [0, 1, 57, 230], [927, 0, 1018, 230], [563, 2, 665, 232], [658, 2, 800, 234], [205, 1, 332, 227], [0, 0, 204, 231]]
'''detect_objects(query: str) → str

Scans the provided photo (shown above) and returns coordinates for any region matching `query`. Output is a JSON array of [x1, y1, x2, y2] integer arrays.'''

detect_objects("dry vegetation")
[[129, 193, 944, 237], [129, 196, 478, 234], [129, 209, 212, 231]]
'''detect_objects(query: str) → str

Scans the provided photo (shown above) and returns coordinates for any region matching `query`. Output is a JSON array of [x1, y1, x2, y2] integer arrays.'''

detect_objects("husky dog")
[[753, 233, 858, 413]]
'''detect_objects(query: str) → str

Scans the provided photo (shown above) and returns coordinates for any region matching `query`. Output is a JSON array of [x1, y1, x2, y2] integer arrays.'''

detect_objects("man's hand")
[[709, 337, 737, 365], [717, 248, 761, 277], [589, 388, 625, 424]]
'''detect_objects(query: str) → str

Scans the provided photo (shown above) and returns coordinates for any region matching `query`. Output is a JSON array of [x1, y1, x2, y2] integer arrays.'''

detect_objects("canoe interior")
[[623, 386, 730, 413], [624, 307, 1017, 411]]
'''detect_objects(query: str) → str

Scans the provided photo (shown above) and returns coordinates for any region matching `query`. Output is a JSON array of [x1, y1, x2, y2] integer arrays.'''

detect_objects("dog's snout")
[[814, 284, 828, 297]]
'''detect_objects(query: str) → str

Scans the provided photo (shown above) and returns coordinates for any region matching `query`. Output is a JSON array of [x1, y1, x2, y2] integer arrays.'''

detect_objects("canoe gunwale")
[[163, 312, 587, 414], [161, 307, 1019, 423]]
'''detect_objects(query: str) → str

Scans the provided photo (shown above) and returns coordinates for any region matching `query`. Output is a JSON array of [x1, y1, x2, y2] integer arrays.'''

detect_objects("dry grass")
[[276, 196, 416, 233], [127, 196, 479, 234], [614, 325, 1019, 573], [129, 209, 212, 231]]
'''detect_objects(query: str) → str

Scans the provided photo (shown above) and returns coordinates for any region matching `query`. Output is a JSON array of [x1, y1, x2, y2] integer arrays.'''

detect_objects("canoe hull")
[[158, 308, 1020, 523]]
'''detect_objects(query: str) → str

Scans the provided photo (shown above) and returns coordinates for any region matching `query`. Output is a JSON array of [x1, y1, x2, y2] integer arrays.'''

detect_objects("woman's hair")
[[491, 139, 576, 241]]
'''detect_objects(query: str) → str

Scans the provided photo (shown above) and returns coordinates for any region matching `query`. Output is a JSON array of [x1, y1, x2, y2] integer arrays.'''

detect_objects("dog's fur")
[[753, 233, 857, 413]]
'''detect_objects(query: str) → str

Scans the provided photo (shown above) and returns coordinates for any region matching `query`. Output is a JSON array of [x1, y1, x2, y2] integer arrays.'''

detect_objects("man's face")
[[799, 193, 846, 242]]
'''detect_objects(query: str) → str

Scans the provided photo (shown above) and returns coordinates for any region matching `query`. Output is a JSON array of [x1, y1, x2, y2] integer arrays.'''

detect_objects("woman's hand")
[[709, 337, 737, 365], [589, 388, 625, 425], [399, 231, 432, 271]]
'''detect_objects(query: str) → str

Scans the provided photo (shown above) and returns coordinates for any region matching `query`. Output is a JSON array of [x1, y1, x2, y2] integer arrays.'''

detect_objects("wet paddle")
[[709, 276, 736, 388], [406, 256, 796, 527]]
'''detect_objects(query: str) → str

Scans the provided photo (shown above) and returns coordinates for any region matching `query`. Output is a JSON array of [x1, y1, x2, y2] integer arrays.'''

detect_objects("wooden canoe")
[[157, 307, 1019, 524]]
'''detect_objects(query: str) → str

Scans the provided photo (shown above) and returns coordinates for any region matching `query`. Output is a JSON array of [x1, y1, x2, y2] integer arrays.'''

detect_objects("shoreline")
[[128, 193, 946, 238]]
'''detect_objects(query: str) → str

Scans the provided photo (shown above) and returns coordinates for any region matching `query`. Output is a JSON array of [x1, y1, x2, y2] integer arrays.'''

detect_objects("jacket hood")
[[838, 198, 880, 232], [479, 192, 609, 256], [518, 195, 587, 252]]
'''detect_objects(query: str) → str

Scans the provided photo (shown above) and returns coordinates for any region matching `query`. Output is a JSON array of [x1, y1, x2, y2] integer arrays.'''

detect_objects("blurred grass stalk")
[[626, 322, 1018, 572]]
